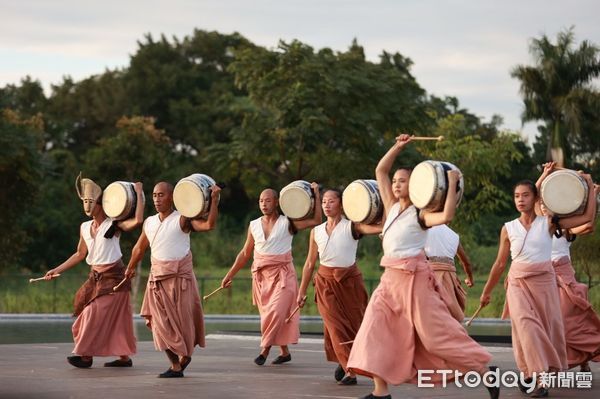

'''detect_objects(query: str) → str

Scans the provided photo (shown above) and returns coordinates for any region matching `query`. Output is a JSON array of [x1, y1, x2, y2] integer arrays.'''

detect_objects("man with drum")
[[221, 184, 322, 366], [347, 135, 498, 399], [125, 181, 221, 378], [44, 175, 143, 369], [297, 188, 381, 385]]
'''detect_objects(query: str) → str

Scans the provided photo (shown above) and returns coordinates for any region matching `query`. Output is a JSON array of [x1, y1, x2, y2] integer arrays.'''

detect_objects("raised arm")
[[557, 174, 596, 229], [117, 182, 145, 232], [187, 185, 221, 232], [456, 242, 474, 287], [376, 134, 412, 213], [297, 229, 319, 308], [421, 169, 460, 227], [125, 229, 150, 279], [44, 234, 88, 279], [480, 226, 511, 307], [534, 162, 556, 215], [292, 182, 323, 231], [221, 228, 255, 288]]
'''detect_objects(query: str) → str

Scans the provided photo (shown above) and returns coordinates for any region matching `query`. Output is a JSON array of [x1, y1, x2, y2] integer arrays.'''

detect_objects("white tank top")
[[250, 215, 293, 255], [424, 224, 459, 258], [505, 216, 552, 263], [382, 203, 428, 258], [314, 218, 358, 268], [551, 235, 571, 261], [81, 218, 122, 265], [143, 210, 190, 261]]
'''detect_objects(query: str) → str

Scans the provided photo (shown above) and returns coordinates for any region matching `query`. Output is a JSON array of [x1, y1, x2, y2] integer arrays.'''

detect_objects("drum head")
[[280, 186, 312, 219], [103, 182, 128, 218], [343, 181, 372, 223], [173, 180, 207, 218], [541, 171, 587, 215], [409, 162, 437, 209]]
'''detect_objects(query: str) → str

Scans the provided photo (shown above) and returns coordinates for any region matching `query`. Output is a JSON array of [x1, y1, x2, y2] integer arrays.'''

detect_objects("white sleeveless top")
[[505, 216, 552, 263], [382, 203, 428, 258], [143, 210, 190, 261], [81, 218, 122, 265], [424, 224, 459, 258], [551, 235, 571, 261], [314, 218, 358, 268], [250, 215, 293, 255]]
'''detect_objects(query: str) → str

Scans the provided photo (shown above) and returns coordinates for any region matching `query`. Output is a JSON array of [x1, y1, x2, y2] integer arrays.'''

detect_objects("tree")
[[511, 27, 600, 166]]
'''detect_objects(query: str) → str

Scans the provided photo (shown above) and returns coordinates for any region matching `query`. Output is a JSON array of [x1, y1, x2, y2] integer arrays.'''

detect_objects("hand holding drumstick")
[[285, 296, 307, 323], [30, 273, 61, 283]]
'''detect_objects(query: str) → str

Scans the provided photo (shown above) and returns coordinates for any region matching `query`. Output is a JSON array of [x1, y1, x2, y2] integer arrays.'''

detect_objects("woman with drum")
[[537, 164, 600, 374], [347, 135, 498, 399], [221, 184, 322, 366], [296, 188, 382, 386], [424, 224, 474, 322], [480, 164, 596, 397], [44, 175, 144, 369]]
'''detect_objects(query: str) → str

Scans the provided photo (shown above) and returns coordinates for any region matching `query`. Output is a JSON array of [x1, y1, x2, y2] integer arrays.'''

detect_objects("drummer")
[[125, 181, 221, 377], [297, 188, 381, 385], [221, 184, 322, 365], [424, 223, 474, 321], [347, 135, 498, 399], [44, 175, 143, 369], [480, 162, 596, 396]]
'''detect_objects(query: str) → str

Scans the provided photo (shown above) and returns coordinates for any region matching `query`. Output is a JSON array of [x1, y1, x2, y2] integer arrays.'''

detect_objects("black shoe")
[[360, 394, 391, 399], [485, 366, 500, 399], [67, 356, 92, 368], [271, 354, 291, 364], [338, 376, 357, 385], [518, 377, 534, 394], [254, 354, 266, 366], [103, 358, 133, 367], [180, 357, 192, 372], [529, 386, 549, 397], [334, 364, 345, 381], [158, 368, 184, 378]]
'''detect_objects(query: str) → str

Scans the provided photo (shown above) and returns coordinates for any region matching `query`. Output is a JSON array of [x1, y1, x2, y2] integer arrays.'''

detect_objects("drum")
[[342, 179, 383, 224], [409, 161, 464, 211], [102, 182, 144, 220], [173, 174, 218, 218], [540, 169, 588, 217], [279, 180, 314, 220]]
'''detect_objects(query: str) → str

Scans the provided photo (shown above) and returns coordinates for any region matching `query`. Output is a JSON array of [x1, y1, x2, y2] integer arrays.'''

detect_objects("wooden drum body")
[[342, 179, 383, 224], [279, 180, 314, 220], [102, 181, 144, 220], [541, 170, 588, 217], [173, 174, 218, 218], [409, 160, 464, 211]]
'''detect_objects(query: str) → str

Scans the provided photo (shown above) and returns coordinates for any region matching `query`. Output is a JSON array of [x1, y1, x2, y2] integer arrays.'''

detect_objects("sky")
[[1, 0, 599, 144]]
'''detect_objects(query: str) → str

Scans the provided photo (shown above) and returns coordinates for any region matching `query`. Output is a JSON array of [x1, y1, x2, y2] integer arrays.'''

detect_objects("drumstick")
[[338, 340, 354, 345], [465, 305, 484, 327], [285, 296, 307, 323], [410, 135, 444, 141], [112, 277, 129, 291], [29, 274, 61, 283], [203, 286, 224, 301]]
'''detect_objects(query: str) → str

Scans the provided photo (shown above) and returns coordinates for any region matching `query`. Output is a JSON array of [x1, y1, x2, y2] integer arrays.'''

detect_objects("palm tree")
[[511, 27, 600, 166]]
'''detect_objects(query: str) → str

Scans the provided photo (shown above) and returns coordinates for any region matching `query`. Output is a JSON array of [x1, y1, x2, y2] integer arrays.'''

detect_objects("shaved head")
[[260, 188, 278, 200], [154, 181, 174, 194], [153, 181, 174, 213], [259, 188, 279, 216]]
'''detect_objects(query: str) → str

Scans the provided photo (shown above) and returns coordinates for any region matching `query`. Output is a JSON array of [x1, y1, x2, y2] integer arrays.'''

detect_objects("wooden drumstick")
[[465, 305, 484, 327], [338, 340, 354, 345], [112, 277, 129, 291], [285, 296, 307, 323], [410, 135, 444, 141], [203, 286, 224, 301], [29, 274, 61, 283]]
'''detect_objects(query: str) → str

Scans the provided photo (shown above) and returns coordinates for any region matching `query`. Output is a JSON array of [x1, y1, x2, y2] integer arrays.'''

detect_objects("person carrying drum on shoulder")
[[537, 163, 600, 375], [125, 181, 221, 378], [296, 188, 382, 386], [480, 162, 595, 397], [44, 174, 144, 369], [347, 135, 498, 399], [221, 184, 322, 366], [424, 223, 474, 322]]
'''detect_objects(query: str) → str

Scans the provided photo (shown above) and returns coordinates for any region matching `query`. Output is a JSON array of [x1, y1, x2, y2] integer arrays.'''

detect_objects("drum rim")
[[103, 181, 136, 219], [342, 179, 381, 223], [541, 170, 587, 215], [279, 181, 314, 219]]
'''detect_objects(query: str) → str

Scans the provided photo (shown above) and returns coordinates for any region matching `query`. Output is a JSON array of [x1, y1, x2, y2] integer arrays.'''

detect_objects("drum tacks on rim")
[[342, 179, 383, 224], [540, 169, 588, 217], [409, 160, 464, 211], [173, 174, 219, 218], [103, 182, 145, 220], [279, 180, 315, 220]]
